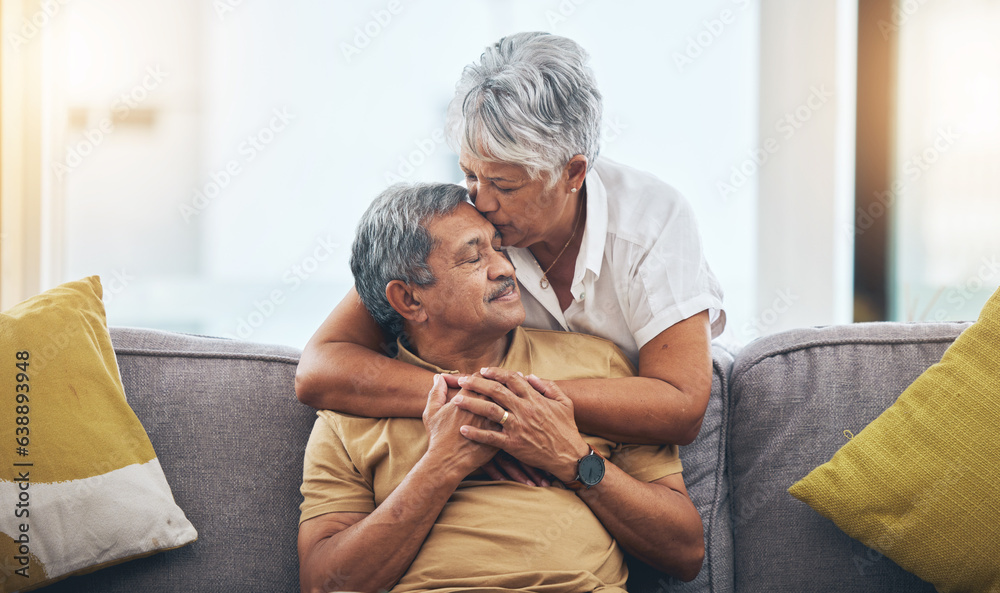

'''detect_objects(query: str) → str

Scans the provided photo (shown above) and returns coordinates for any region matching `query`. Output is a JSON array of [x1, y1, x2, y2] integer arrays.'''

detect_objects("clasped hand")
[[422, 374, 498, 476], [444, 368, 589, 484]]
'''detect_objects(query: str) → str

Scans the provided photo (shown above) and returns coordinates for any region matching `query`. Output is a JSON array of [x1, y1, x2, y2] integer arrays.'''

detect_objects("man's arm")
[[455, 372, 705, 581], [297, 376, 497, 593], [297, 458, 460, 593], [575, 467, 703, 580]]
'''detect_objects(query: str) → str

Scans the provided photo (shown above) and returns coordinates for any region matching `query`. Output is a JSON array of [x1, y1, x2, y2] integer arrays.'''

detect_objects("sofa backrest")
[[726, 322, 968, 593], [43, 328, 738, 593], [44, 328, 311, 593], [628, 345, 736, 593], [42, 322, 966, 592]]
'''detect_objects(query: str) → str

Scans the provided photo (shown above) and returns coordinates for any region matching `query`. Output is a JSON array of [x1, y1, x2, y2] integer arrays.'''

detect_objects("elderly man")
[[297, 183, 704, 593]]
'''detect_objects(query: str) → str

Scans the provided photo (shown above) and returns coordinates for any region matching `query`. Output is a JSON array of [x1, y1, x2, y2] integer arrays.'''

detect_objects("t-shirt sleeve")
[[607, 442, 683, 483], [607, 345, 637, 377], [299, 413, 376, 524], [617, 194, 726, 349]]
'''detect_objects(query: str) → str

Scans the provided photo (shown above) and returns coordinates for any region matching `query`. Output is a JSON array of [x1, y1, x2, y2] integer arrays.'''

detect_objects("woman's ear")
[[386, 280, 428, 323], [564, 154, 588, 191]]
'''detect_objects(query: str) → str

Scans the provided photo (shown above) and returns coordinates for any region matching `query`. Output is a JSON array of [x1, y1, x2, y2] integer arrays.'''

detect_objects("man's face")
[[417, 202, 525, 337]]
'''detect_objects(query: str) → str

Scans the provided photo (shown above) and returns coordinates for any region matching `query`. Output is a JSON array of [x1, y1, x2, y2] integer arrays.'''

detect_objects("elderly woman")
[[297, 32, 724, 464]]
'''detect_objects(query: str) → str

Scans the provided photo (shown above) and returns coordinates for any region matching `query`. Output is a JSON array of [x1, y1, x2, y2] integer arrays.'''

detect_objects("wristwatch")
[[563, 445, 605, 491]]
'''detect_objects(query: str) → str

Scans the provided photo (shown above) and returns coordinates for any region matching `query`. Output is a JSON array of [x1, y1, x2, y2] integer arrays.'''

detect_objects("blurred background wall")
[[2, 0, 997, 348]]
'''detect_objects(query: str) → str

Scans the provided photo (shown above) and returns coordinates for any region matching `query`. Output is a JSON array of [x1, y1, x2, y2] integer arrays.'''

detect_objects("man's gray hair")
[[445, 32, 603, 184], [350, 182, 470, 339]]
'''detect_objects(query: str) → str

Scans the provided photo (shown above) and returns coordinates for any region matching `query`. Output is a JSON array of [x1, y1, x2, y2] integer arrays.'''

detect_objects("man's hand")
[[423, 374, 498, 477], [452, 369, 590, 483]]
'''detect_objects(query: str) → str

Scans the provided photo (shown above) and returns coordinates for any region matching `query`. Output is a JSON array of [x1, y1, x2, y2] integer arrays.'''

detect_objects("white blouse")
[[507, 157, 726, 367]]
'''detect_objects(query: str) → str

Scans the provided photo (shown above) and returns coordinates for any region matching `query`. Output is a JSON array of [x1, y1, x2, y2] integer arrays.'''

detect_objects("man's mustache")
[[487, 278, 517, 301]]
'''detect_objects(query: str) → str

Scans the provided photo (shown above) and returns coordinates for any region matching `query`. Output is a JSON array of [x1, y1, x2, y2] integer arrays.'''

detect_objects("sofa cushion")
[[727, 322, 969, 593], [627, 344, 735, 593], [0, 279, 197, 592], [40, 327, 310, 593], [789, 289, 1000, 592]]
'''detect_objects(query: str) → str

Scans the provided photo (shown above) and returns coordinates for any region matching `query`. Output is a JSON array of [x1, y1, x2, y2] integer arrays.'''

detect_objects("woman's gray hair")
[[445, 32, 603, 184], [350, 182, 470, 339]]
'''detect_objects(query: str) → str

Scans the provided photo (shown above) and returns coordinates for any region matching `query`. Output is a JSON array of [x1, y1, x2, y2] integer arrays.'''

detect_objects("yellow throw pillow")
[[789, 286, 1000, 592], [0, 277, 197, 592]]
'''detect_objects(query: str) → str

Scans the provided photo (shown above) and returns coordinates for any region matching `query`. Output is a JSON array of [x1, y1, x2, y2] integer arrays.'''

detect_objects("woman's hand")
[[441, 373, 550, 487], [449, 368, 590, 484]]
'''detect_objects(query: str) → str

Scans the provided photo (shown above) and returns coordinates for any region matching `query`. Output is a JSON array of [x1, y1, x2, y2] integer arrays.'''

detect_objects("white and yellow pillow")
[[0, 277, 196, 592]]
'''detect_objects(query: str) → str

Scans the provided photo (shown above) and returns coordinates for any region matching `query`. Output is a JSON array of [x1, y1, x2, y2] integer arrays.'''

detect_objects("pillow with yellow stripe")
[[789, 286, 1000, 592], [1, 276, 197, 592]]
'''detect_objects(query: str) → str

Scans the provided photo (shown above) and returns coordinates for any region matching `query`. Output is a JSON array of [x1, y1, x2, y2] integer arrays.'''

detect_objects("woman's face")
[[459, 151, 571, 249]]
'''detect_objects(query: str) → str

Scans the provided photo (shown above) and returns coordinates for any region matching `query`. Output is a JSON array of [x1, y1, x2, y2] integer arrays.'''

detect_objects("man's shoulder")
[[314, 409, 419, 438], [520, 326, 620, 349], [517, 327, 636, 379]]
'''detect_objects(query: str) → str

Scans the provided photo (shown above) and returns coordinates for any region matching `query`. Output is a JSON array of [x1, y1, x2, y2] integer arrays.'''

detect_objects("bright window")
[[892, 0, 1000, 322]]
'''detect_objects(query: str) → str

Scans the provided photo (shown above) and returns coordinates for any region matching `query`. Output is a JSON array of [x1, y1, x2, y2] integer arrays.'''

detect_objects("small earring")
[[570, 188, 577, 193]]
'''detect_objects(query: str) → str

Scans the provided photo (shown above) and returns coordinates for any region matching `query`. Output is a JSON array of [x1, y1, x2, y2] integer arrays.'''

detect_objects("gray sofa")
[[43, 321, 968, 593]]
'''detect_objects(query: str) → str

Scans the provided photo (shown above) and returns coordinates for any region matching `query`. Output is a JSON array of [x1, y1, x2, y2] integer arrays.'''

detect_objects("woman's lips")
[[490, 219, 513, 232]]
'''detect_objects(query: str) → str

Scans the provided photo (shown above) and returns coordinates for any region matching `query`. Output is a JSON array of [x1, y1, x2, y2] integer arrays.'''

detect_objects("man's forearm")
[[557, 376, 707, 445], [300, 456, 463, 593], [295, 341, 430, 417], [574, 465, 704, 581]]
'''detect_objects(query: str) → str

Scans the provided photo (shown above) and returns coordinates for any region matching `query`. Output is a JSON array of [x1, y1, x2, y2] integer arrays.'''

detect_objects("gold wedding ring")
[[499, 410, 509, 426]]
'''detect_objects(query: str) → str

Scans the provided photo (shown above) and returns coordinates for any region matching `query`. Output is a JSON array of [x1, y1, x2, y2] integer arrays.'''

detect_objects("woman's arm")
[[295, 287, 431, 417], [298, 290, 712, 445], [472, 311, 713, 445], [556, 311, 713, 445]]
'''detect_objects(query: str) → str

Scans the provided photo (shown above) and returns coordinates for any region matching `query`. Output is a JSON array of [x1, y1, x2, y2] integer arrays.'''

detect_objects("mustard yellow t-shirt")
[[300, 327, 683, 593]]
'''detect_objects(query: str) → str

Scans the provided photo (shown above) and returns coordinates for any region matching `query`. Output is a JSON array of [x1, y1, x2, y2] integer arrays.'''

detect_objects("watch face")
[[579, 453, 605, 486]]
